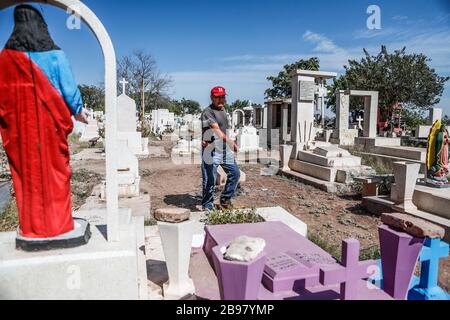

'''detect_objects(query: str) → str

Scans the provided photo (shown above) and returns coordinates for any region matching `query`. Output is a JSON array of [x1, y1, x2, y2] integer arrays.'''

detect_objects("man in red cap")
[[201, 86, 241, 210]]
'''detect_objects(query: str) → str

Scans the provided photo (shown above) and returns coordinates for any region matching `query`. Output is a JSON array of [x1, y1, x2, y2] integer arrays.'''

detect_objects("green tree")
[[442, 115, 449, 126], [328, 46, 449, 114], [401, 109, 427, 131], [180, 98, 201, 115], [157, 98, 183, 116], [227, 100, 249, 112], [265, 57, 320, 99], [78, 84, 105, 111]]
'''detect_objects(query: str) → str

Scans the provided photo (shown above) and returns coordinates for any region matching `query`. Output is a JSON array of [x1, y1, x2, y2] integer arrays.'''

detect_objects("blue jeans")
[[201, 144, 241, 210]]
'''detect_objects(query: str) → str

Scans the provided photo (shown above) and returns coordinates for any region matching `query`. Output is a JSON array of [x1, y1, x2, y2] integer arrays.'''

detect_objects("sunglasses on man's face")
[[213, 96, 226, 100]]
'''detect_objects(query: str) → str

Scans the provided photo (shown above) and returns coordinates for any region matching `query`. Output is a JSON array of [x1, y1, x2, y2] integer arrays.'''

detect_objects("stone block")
[[313, 146, 351, 158], [381, 213, 445, 239], [289, 159, 336, 182], [298, 151, 361, 168], [374, 146, 426, 162], [154, 208, 191, 223], [224, 236, 266, 262], [355, 137, 401, 148]]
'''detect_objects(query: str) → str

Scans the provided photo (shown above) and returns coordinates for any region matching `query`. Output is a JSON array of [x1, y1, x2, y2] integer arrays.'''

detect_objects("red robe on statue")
[[0, 49, 75, 238]]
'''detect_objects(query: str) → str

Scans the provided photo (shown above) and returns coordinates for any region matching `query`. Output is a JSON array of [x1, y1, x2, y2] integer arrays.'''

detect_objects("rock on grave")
[[224, 236, 266, 262], [381, 213, 445, 239], [154, 208, 191, 223]]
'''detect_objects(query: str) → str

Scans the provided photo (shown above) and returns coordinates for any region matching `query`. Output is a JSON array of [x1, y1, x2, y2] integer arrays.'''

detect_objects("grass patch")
[[68, 134, 81, 144], [308, 231, 381, 262], [308, 231, 342, 260], [202, 207, 265, 225], [0, 198, 18, 232]]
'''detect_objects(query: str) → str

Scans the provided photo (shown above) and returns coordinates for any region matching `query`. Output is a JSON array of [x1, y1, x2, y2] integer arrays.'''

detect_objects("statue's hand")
[[74, 109, 89, 125]]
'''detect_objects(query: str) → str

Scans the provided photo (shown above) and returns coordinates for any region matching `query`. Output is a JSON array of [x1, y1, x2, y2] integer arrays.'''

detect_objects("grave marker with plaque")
[[262, 251, 337, 293], [299, 81, 316, 101]]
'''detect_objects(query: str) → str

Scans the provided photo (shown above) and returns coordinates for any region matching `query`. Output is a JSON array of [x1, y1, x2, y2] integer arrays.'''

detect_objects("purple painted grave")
[[319, 239, 378, 300], [379, 224, 424, 300], [263, 251, 336, 292], [211, 245, 266, 300], [203, 222, 336, 290], [201, 222, 393, 300]]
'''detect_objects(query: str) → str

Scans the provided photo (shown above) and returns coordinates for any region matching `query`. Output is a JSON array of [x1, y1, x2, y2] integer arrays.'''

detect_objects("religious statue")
[[0, 5, 91, 250], [426, 120, 450, 187]]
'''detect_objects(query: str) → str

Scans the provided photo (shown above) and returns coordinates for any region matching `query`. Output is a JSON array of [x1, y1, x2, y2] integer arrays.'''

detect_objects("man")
[[201, 86, 241, 210], [0, 5, 88, 239]]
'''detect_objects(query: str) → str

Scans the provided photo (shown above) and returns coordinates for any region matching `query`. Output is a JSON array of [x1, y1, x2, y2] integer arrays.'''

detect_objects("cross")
[[413, 238, 449, 297], [356, 116, 364, 130], [120, 78, 129, 95], [319, 239, 377, 300]]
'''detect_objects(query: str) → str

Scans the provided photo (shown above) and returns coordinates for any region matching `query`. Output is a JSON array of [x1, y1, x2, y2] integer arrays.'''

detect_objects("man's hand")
[[74, 108, 89, 125], [232, 142, 239, 153]]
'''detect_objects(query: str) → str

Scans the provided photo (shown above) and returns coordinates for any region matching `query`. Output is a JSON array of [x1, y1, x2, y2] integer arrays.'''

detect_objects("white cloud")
[[302, 30, 340, 53], [392, 15, 408, 21], [169, 21, 450, 115]]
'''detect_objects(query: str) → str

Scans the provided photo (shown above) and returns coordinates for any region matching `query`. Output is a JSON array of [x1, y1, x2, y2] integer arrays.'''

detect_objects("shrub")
[[202, 207, 265, 225]]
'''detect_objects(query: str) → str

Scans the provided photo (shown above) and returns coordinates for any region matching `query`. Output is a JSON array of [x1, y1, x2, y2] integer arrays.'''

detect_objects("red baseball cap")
[[211, 86, 227, 97]]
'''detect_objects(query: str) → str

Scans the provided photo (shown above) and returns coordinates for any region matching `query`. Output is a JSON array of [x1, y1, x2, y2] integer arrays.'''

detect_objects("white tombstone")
[[151, 109, 175, 134], [391, 162, 421, 213], [79, 118, 100, 142], [237, 126, 260, 152], [429, 108, 443, 125], [117, 79, 149, 158], [332, 90, 358, 146], [290, 70, 337, 156], [100, 139, 140, 199], [415, 108, 449, 138]]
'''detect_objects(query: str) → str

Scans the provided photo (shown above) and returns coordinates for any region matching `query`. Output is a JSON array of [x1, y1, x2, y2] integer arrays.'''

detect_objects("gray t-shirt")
[[201, 105, 229, 143]]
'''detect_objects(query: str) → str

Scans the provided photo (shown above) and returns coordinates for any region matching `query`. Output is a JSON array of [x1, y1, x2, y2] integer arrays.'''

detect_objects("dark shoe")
[[220, 199, 234, 210]]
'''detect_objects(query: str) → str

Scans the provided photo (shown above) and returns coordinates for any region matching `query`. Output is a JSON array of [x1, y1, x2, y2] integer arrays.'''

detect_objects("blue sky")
[[1, 0, 449, 115]]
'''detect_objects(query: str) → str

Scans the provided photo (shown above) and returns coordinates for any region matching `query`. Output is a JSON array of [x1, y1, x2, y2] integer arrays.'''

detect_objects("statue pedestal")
[[16, 218, 91, 252], [158, 220, 196, 300], [0, 209, 146, 300]]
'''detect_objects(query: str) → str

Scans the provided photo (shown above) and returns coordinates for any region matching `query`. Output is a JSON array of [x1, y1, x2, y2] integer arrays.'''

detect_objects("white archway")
[[0, 0, 120, 242]]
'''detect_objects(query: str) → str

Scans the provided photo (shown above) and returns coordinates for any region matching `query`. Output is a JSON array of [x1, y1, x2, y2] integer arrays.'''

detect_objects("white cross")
[[357, 116, 364, 130], [120, 78, 129, 95]]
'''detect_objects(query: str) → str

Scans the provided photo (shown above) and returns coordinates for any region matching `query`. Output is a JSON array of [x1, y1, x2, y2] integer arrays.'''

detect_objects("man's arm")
[[209, 123, 238, 152]]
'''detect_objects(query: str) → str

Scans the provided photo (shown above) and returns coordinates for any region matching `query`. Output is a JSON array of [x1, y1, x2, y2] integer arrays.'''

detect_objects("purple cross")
[[319, 239, 377, 300]]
